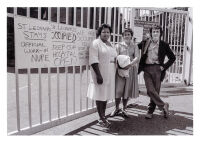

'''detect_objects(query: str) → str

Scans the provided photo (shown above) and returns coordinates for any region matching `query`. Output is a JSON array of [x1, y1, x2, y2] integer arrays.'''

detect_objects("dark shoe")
[[97, 119, 111, 128], [105, 119, 111, 127], [145, 112, 153, 119], [121, 109, 129, 118], [110, 108, 120, 117], [163, 103, 169, 118]]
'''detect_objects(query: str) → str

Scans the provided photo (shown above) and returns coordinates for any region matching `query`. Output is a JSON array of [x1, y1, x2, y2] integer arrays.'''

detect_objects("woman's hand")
[[122, 64, 131, 70], [96, 74, 103, 84], [122, 58, 138, 70], [91, 63, 103, 84], [129, 58, 137, 66]]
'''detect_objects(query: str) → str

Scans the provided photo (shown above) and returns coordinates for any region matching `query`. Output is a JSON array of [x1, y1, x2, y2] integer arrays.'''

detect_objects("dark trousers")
[[143, 64, 165, 114]]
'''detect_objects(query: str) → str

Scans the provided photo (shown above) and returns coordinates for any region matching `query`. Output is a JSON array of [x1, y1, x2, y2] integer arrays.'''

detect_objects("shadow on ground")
[[139, 86, 193, 98], [65, 104, 193, 136]]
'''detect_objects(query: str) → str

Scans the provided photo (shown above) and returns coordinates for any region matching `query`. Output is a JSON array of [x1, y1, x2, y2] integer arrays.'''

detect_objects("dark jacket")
[[138, 39, 176, 81]]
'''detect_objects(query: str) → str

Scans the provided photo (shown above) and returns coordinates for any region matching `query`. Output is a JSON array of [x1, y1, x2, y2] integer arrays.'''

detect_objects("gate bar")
[[174, 13, 178, 81], [86, 65, 89, 110], [65, 67, 68, 116], [80, 66, 82, 112], [57, 67, 60, 118], [38, 68, 42, 124], [66, 7, 69, 25], [92, 7, 96, 108], [164, 12, 167, 42], [104, 7, 107, 24], [177, 13, 181, 77], [99, 7, 102, 27], [161, 11, 164, 41], [73, 66, 76, 113], [26, 8, 32, 128], [87, 7, 90, 29], [177, 14, 182, 75], [170, 13, 174, 81], [48, 67, 52, 121], [74, 7, 76, 26], [14, 7, 21, 132], [81, 7, 83, 27], [182, 14, 189, 82], [113, 7, 116, 44], [117, 8, 120, 42], [180, 14, 184, 75], [27, 68, 32, 127]]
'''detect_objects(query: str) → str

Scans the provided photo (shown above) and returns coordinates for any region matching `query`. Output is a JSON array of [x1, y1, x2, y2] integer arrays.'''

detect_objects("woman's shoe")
[[121, 109, 129, 118], [110, 108, 120, 117], [104, 119, 111, 128], [97, 119, 111, 128]]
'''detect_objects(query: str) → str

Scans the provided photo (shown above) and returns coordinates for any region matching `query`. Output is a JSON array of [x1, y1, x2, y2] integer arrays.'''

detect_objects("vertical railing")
[[174, 13, 178, 82], [164, 12, 167, 42], [182, 13, 189, 82], [65, 66, 68, 116], [57, 7, 61, 118], [86, 7, 90, 110], [86, 65, 89, 110], [26, 7, 32, 128], [179, 14, 184, 78], [113, 7, 116, 45], [14, 7, 20, 132], [47, 7, 52, 121], [176, 13, 180, 81], [38, 67, 42, 123], [170, 12, 174, 82], [91, 7, 96, 108], [167, 12, 171, 82], [80, 65, 83, 112], [117, 8, 120, 43], [80, 7, 84, 112]]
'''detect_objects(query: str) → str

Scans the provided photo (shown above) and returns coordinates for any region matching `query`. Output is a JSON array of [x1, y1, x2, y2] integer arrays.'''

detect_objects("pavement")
[[34, 83, 193, 136]]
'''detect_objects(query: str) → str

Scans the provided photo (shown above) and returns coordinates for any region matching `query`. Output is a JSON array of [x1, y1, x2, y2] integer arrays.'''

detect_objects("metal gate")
[[7, 7, 189, 135], [132, 8, 189, 84]]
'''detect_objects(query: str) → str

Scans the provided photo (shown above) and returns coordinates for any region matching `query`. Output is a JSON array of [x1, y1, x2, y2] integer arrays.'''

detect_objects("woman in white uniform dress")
[[87, 24, 117, 128]]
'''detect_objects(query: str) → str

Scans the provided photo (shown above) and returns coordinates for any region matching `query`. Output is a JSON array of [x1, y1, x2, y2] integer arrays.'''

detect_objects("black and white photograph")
[[2, 0, 199, 139]]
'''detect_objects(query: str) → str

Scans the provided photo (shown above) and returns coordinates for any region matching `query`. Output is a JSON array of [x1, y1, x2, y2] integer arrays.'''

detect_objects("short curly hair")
[[122, 28, 134, 37], [96, 23, 112, 38]]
